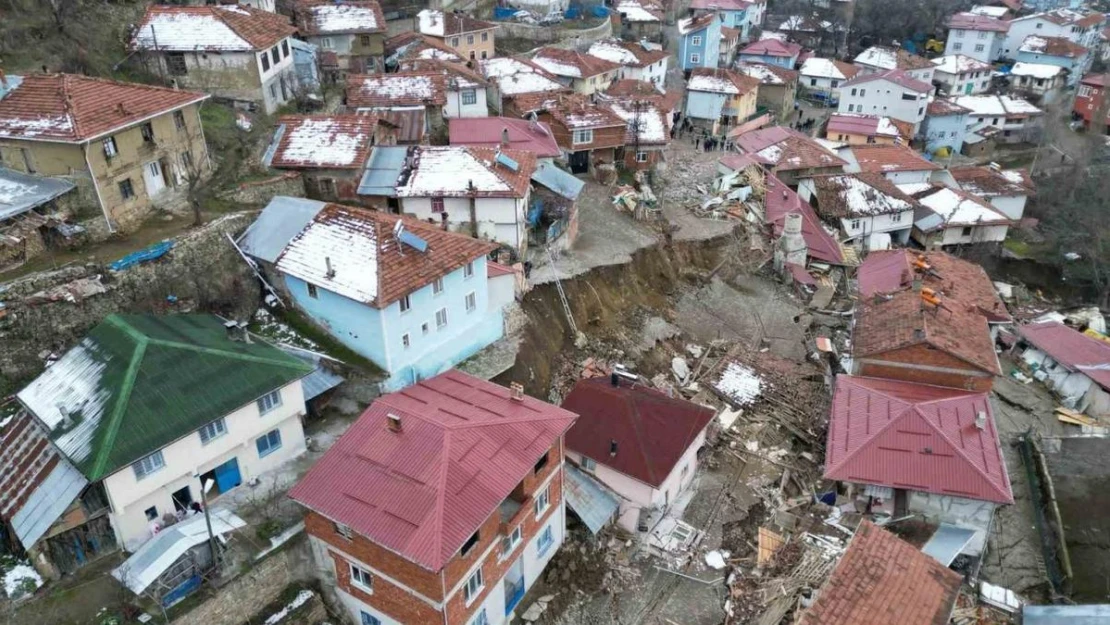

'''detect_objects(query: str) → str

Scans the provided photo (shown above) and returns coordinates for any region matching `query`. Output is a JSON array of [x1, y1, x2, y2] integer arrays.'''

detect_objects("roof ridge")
[[147, 337, 314, 371], [428, 430, 452, 567], [824, 379, 913, 477], [908, 402, 1010, 501], [88, 316, 150, 480], [620, 391, 660, 485]]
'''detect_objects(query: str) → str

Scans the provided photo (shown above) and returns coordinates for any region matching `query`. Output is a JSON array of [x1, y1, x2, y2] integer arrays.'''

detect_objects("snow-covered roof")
[[587, 38, 669, 68], [396, 146, 536, 199], [416, 9, 495, 37], [301, 2, 384, 35], [951, 94, 1042, 117], [346, 73, 446, 107], [615, 0, 663, 23], [736, 62, 797, 85], [809, 173, 916, 218], [914, 186, 1010, 228], [1019, 35, 1087, 57], [588, 40, 639, 66], [678, 13, 717, 35], [1010, 62, 1065, 78], [970, 5, 1009, 18], [481, 58, 566, 96], [277, 207, 381, 303], [931, 54, 990, 75], [269, 116, 378, 169], [133, 5, 294, 52], [607, 100, 668, 145], [688, 74, 739, 94], [800, 57, 855, 80]]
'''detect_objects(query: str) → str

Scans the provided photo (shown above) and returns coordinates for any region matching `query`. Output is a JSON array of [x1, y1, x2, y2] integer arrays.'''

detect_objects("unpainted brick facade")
[[855, 343, 994, 392]]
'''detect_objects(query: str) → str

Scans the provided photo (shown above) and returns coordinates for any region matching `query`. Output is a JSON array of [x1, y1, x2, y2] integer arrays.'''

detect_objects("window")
[[954, 29, 964, 38], [360, 34, 371, 46], [167, 52, 187, 75], [470, 609, 489, 625], [953, 42, 963, 51], [465, 291, 476, 312], [132, 450, 165, 480], [692, 35, 702, 46], [500, 526, 522, 555], [847, 104, 854, 112], [463, 261, 474, 278], [181, 150, 193, 171], [961, 226, 973, 236], [891, 212, 902, 223], [534, 485, 550, 517], [140, 123, 155, 143], [399, 294, 411, 312], [461, 530, 480, 556], [581, 456, 596, 472], [431, 197, 445, 212], [402, 333, 411, 349], [590, 77, 596, 85], [949, 131, 957, 137], [350, 563, 372, 590], [436, 307, 448, 329], [901, 92, 916, 101], [481, 32, 489, 42], [270, 83, 279, 100], [256, 429, 283, 457], [261, 52, 271, 72], [257, 389, 282, 415], [421, 322, 430, 335], [830, 80, 839, 88], [463, 568, 484, 604], [850, 88, 857, 96], [335, 522, 354, 539], [467, 34, 475, 44], [481, 50, 487, 60], [307, 283, 318, 298], [536, 525, 554, 556], [433, 277, 444, 294], [690, 53, 700, 64], [975, 44, 985, 52], [451, 37, 460, 47], [361, 612, 381, 625], [145, 506, 159, 521], [461, 88, 477, 105], [850, 219, 861, 230], [1035, 22, 1042, 29], [271, 46, 280, 67], [860, 88, 865, 96], [103, 137, 118, 158], [198, 418, 227, 444], [171, 110, 187, 132], [118, 178, 135, 201], [634, 150, 649, 163], [918, 107, 924, 116], [322, 37, 334, 49], [282, 40, 289, 58], [572, 128, 593, 145]]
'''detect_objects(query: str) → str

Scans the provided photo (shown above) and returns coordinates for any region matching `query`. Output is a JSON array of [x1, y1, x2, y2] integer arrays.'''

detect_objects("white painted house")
[[798, 173, 917, 248], [949, 164, 1034, 220], [931, 54, 992, 95], [15, 314, 315, 551], [799, 57, 860, 100], [396, 146, 537, 253], [561, 376, 716, 534], [950, 94, 1044, 144], [132, 5, 299, 114], [904, 184, 1012, 248], [837, 69, 932, 132], [853, 46, 936, 84], [587, 38, 670, 90], [1002, 8, 1105, 60], [945, 12, 1010, 63]]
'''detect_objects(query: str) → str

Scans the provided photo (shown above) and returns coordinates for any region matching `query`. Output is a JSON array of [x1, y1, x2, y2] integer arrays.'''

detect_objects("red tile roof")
[[733, 125, 847, 172], [384, 31, 464, 64], [400, 58, 487, 88], [0, 74, 208, 143], [134, 5, 296, 51], [949, 165, 1034, 197], [927, 98, 972, 116], [1080, 72, 1107, 87], [1018, 321, 1110, 391], [418, 9, 497, 37], [736, 61, 799, 85], [487, 261, 515, 278], [827, 114, 906, 140], [947, 11, 1010, 32], [533, 47, 621, 79], [587, 39, 670, 68], [824, 376, 1012, 504], [858, 250, 1011, 323], [606, 79, 662, 98], [853, 289, 1002, 375], [289, 370, 578, 571], [345, 72, 448, 108], [397, 146, 537, 199], [841, 68, 932, 93], [678, 12, 718, 35], [739, 38, 803, 58], [561, 377, 716, 487], [798, 520, 963, 625], [1019, 35, 1088, 58], [448, 117, 561, 158], [765, 175, 846, 265], [850, 143, 942, 173], [270, 115, 381, 170], [688, 67, 761, 95], [543, 93, 627, 130]]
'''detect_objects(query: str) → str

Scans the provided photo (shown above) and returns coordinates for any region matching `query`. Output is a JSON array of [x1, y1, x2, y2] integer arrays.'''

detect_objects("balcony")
[[499, 480, 530, 531]]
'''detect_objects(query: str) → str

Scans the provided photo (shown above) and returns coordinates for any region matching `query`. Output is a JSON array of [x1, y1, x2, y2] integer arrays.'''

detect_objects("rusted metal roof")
[[288, 370, 578, 571]]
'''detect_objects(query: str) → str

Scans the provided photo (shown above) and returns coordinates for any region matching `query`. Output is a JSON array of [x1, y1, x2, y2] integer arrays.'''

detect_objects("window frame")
[[360, 612, 382, 625], [690, 53, 701, 64], [436, 307, 448, 329], [256, 429, 283, 458], [167, 52, 188, 76], [572, 128, 593, 145], [307, 283, 318, 299], [691, 35, 702, 46], [261, 51, 271, 72], [399, 294, 411, 313], [581, 456, 597, 472], [463, 568, 484, 604], [198, 418, 228, 445], [463, 261, 474, 278], [140, 123, 155, 143], [461, 88, 477, 105], [133, 450, 166, 480], [350, 563, 373, 592], [103, 136, 118, 159], [534, 485, 550, 517], [145, 506, 159, 521], [536, 525, 554, 556], [432, 277, 444, 295], [118, 178, 134, 200], [500, 525, 523, 557], [402, 333, 411, 349], [335, 522, 354, 540], [431, 197, 445, 212], [635, 151, 648, 163], [257, 389, 283, 415], [465, 291, 476, 312], [173, 110, 186, 131]]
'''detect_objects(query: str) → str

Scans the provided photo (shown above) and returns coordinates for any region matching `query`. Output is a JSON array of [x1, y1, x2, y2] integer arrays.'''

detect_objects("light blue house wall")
[[922, 111, 969, 155], [1014, 50, 1086, 86], [283, 256, 505, 391], [685, 90, 729, 121], [719, 9, 749, 40], [679, 16, 722, 71], [737, 51, 796, 69]]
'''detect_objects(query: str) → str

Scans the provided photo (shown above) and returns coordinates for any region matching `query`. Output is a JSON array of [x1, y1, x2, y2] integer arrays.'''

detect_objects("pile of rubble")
[[535, 526, 642, 619], [690, 165, 766, 222], [610, 171, 659, 221]]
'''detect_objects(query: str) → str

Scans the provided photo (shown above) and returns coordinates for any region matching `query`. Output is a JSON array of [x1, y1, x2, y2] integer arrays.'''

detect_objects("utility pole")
[[196, 475, 220, 569]]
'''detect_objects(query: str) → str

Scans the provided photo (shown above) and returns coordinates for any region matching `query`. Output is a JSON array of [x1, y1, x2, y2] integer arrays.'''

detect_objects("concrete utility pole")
[[196, 476, 220, 569]]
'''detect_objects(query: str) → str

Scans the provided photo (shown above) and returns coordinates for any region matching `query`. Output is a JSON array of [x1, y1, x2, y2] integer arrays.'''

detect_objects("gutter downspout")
[[83, 141, 115, 234]]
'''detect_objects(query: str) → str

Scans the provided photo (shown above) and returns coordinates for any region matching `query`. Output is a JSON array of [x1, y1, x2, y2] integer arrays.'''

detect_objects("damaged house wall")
[[908, 491, 996, 556]]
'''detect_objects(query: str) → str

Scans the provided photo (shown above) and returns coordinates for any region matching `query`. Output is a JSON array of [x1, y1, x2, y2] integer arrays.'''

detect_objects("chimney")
[[224, 319, 250, 342], [510, 382, 525, 401], [325, 256, 336, 279], [975, 411, 987, 430], [913, 328, 925, 340], [609, 439, 618, 457], [501, 127, 510, 147], [610, 372, 619, 387], [467, 179, 475, 192], [387, 413, 402, 432]]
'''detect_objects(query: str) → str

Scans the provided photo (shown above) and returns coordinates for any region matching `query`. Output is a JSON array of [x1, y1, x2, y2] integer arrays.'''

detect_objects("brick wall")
[[540, 114, 626, 152], [857, 344, 994, 391], [329, 549, 444, 624]]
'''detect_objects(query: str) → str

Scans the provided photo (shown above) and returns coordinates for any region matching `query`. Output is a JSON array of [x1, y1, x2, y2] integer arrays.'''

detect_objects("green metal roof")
[[17, 314, 313, 481]]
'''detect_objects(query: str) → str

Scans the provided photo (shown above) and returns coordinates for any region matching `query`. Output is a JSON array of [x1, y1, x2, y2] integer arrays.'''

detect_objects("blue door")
[[214, 458, 241, 493]]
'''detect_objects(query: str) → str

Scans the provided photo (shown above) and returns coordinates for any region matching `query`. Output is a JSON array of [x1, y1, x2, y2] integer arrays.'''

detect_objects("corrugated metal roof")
[[0, 167, 76, 221], [1024, 605, 1110, 625], [564, 464, 618, 534], [113, 508, 245, 594], [278, 345, 345, 400], [11, 458, 88, 548], [921, 523, 976, 566], [357, 146, 409, 197], [532, 162, 584, 201], [824, 376, 1013, 504], [236, 196, 326, 264], [16, 314, 313, 481], [1019, 321, 1110, 391], [288, 369, 578, 571]]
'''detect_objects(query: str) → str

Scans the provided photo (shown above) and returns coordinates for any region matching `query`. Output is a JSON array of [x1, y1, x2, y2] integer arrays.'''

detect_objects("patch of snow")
[[279, 119, 366, 168], [588, 41, 639, 66], [755, 143, 783, 162], [0, 178, 34, 206], [714, 362, 763, 406], [252, 308, 319, 350], [614, 0, 661, 22], [1010, 62, 1063, 79], [355, 75, 437, 101], [951, 94, 1042, 117], [398, 147, 511, 197], [918, 187, 1008, 225], [4, 563, 43, 599], [481, 58, 564, 95], [134, 11, 254, 51], [999, 170, 1025, 183], [687, 74, 739, 94], [759, 31, 788, 42], [276, 210, 381, 304], [931, 54, 989, 75], [263, 589, 315, 625], [855, 46, 897, 70], [417, 47, 458, 61], [1019, 35, 1048, 53], [737, 64, 785, 84], [801, 57, 849, 80], [533, 56, 582, 78], [705, 550, 729, 569], [0, 115, 75, 138], [970, 5, 1008, 18], [309, 4, 381, 33], [830, 175, 913, 217], [608, 102, 667, 143], [417, 9, 445, 36]]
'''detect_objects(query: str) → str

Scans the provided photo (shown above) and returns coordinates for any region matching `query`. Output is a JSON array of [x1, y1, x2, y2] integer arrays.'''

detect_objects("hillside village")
[[2, 0, 1110, 624]]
